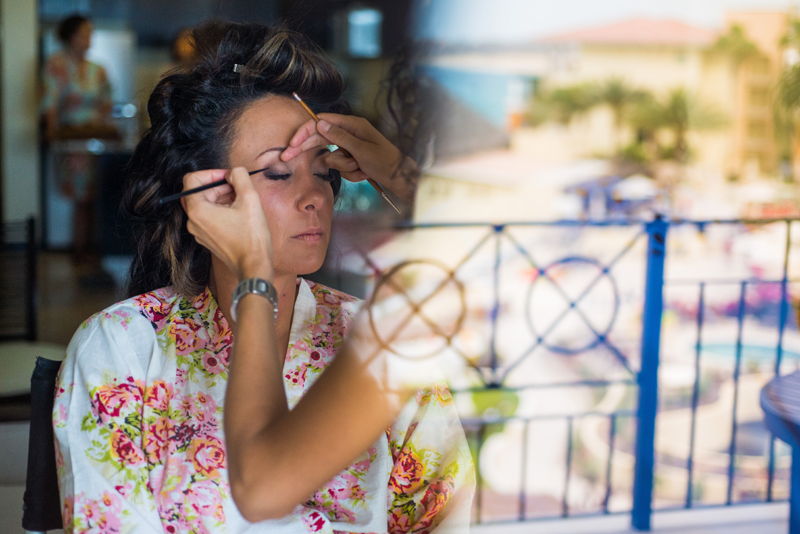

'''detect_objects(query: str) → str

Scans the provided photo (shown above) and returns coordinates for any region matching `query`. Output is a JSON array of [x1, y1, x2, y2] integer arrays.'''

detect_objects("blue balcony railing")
[[353, 217, 800, 531]]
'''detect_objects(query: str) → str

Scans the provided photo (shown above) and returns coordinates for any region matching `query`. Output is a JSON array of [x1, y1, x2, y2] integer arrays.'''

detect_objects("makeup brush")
[[292, 92, 402, 215], [158, 167, 267, 205]]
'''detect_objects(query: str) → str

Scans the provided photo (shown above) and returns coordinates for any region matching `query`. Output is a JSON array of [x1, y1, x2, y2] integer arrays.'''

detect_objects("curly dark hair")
[[57, 14, 90, 45], [123, 20, 349, 298]]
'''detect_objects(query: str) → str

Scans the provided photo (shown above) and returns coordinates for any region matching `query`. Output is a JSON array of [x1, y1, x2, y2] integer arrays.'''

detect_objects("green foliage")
[[471, 388, 519, 418], [595, 78, 650, 127], [619, 142, 649, 163], [628, 88, 727, 162], [712, 24, 761, 64], [527, 83, 598, 125]]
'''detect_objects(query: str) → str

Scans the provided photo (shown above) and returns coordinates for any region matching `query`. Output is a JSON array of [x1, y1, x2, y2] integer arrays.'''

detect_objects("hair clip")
[[233, 63, 244, 73]]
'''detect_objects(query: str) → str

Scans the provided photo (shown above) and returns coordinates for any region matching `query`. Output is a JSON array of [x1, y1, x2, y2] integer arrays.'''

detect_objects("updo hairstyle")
[[123, 20, 349, 298]]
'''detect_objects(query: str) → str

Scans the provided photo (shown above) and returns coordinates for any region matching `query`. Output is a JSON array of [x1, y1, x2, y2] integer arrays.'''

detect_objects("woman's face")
[[70, 21, 93, 54], [227, 95, 334, 278]]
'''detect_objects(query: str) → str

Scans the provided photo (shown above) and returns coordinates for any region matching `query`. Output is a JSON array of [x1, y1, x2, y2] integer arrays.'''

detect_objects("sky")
[[413, 0, 797, 44]]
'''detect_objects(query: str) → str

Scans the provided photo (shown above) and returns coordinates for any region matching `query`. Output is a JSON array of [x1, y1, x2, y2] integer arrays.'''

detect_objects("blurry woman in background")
[[40, 14, 118, 264], [53, 20, 472, 533]]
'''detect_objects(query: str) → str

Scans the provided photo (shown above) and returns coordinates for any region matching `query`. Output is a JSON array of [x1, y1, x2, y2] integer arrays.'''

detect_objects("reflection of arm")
[[387, 382, 476, 533], [225, 288, 404, 522], [53, 311, 163, 532]]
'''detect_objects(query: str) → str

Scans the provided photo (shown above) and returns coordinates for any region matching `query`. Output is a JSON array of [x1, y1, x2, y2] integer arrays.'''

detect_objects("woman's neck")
[[65, 48, 85, 62], [208, 258, 298, 358]]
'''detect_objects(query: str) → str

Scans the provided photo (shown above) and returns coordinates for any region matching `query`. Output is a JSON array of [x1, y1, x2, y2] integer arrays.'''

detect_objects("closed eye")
[[315, 171, 335, 182], [263, 173, 291, 180]]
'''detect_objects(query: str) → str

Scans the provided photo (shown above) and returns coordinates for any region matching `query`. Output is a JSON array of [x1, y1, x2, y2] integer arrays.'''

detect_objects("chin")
[[293, 254, 327, 277]]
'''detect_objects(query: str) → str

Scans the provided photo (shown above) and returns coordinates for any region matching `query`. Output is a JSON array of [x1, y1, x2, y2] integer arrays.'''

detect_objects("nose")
[[294, 165, 329, 213]]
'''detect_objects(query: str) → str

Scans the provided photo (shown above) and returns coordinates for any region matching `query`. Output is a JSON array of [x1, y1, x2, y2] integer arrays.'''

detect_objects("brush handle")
[[158, 167, 267, 204]]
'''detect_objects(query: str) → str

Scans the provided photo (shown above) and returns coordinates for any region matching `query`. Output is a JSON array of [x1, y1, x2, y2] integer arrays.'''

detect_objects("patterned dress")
[[40, 52, 113, 201], [41, 52, 112, 128], [54, 278, 474, 533]]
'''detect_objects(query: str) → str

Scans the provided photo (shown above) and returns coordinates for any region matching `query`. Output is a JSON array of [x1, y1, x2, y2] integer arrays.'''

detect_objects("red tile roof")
[[541, 18, 718, 47]]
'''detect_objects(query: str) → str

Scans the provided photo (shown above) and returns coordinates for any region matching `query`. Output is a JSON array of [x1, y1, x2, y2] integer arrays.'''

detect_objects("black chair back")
[[22, 356, 63, 531]]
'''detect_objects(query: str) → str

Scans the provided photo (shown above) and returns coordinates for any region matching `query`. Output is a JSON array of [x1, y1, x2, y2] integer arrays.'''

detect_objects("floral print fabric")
[[41, 52, 112, 127], [54, 279, 473, 534]]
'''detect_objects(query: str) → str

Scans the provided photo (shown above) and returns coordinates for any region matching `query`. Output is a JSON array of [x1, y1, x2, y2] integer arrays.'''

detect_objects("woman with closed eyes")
[[53, 20, 473, 534]]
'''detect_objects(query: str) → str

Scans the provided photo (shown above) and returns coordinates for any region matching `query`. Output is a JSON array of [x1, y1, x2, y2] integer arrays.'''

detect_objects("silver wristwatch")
[[231, 278, 279, 322]]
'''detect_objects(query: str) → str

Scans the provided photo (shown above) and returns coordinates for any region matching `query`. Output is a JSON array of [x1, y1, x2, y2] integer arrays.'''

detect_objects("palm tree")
[[629, 88, 727, 162], [712, 24, 760, 65], [527, 83, 597, 125], [594, 78, 650, 151]]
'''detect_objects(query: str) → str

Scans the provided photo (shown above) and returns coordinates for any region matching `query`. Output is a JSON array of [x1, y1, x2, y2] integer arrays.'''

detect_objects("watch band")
[[231, 277, 279, 322]]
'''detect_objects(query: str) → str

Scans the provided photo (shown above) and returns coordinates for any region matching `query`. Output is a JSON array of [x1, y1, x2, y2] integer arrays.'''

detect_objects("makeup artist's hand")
[[281, 114, 417, 202], [181, 167, 274, 282]]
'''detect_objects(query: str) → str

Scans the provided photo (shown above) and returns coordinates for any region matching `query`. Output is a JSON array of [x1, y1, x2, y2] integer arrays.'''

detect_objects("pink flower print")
[[110, 429, 145, 467], [185, 392, 219, 424], [287, 338, 311, 362], [53, 403, 68, 427], [308, 350, 326, 370], [388, 507, 412, 534], [348, 483, 365, 502], [189, 436, 226, 478], [302, 510, 328, 532], [169, 315, 209, 356], [114, 482, 133, 499], [389, 447, 426, 495], [201, 351, 225, 375], [417, 477, 454, 530], [134, 290, 174, 331], [144, 416, 172, 465], [186, 478, 225, 521], [191, 289, 212, 314], [157, 455, 195, 507], [284, 363, 308, 388], [322, 292, 338, 306], [92, 380, 141, 425], [144, 380, 173, 412]]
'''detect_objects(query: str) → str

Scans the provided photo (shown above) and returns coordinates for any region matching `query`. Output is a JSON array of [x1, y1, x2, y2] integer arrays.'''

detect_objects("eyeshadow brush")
[[292, 92, 403, 215], [158, 167, 267, 205]]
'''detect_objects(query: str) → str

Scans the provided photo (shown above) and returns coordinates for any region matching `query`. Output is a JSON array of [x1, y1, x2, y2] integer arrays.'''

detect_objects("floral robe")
[[54, 278, 474, 533], [41, 52, 112, 128]]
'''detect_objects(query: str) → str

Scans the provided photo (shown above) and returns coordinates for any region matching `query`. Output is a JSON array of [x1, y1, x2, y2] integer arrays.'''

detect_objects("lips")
[[292, 228, 324, 243]]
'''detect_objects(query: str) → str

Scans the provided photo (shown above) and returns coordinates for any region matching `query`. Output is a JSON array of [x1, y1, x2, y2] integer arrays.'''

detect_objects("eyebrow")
[[256, 147, 286, 159], [256, 146, 329, 159]]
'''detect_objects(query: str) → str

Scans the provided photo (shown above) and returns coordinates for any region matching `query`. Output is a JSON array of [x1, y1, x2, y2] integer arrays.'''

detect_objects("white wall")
[[1, 0, 40, 222]]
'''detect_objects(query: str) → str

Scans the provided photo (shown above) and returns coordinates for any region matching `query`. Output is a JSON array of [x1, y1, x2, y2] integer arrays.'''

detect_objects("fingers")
[[325, 151, 360, 173], [316, 113, 375, 140], [281, 119, 319, 161], [315, 119, 368, 155]]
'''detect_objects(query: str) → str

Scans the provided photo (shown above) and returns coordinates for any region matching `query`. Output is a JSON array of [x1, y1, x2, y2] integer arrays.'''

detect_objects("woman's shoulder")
[[71, 287, 183, 344]]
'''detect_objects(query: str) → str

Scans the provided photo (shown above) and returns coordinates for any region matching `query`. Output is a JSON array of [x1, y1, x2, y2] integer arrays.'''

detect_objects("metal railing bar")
[[451, 378, 636, 394], [468, 510, 631, 526], [460, 410, 636, 426], [563, 416, 574, 518], [656, 499, 788, 514], [726, 281, 747, 505], [475, 424, 485, 524], [667, 277, 800, 286], [389, 216, 800, 231], [489, 227, 502, 382], [604, 413, 617, 514], [519, 420, 529, 521], [768, 221, 792, 501], [686, 282, 705, 508]]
